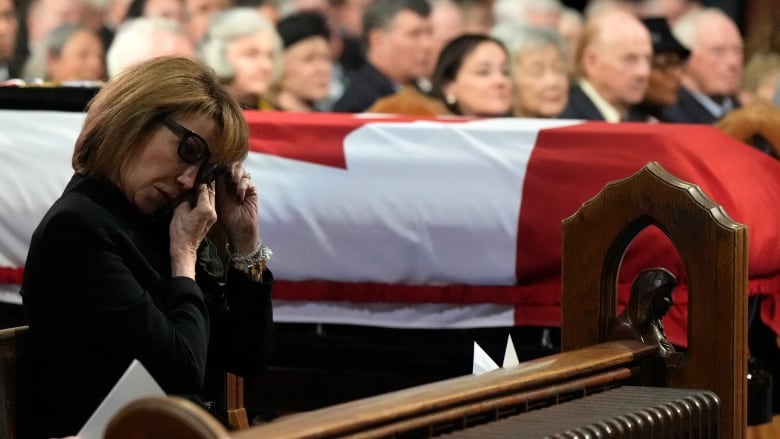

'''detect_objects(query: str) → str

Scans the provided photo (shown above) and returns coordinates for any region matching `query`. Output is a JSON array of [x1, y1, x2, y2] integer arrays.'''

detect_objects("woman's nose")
[[177, 164, 200, 190]]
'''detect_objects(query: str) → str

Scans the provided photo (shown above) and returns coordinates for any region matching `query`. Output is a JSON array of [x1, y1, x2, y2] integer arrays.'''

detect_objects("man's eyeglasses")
[[161, 116, 223, 184]]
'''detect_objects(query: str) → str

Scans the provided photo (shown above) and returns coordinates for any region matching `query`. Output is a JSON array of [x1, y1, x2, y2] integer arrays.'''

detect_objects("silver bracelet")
[[225, 241, 273, 278], [226, 240, 260, 264]]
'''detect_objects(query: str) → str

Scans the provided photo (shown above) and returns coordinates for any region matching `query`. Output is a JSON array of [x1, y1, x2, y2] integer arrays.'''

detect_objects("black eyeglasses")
[[161, 116, 211, 164], [161, 116, 224, 184]]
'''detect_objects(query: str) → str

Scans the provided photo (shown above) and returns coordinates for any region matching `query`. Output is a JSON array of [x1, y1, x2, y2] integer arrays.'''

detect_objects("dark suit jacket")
[[560, 84, 605, 120], [561, 84, 648, 121], [661, 87, 722, 124], [21, 174, 274, 438], [333, 61, 398, 113]]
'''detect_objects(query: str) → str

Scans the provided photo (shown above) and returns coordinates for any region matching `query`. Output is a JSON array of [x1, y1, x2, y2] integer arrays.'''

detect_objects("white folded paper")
[[472, 334, 522, 375], [77, 359, 165, 439]]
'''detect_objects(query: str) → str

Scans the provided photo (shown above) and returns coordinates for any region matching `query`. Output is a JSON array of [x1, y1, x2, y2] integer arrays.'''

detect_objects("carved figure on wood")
[[608, 267, 678, 359]]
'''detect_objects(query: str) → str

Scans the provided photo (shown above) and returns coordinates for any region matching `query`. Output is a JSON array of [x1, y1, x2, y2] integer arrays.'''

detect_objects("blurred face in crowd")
[[443, 40, 512, 117], [0, 0, 18, 64], [27, 0, 84, 46], [370, 9, 433, 84], [581, 11, 652, 112], [105, 0, 133, 30], [227, 30, 276, 101], [282, 36, 332, 103], [429, 0, 465, 77], [334, 0, 372, 37], [644, 52, 686, 106], [47, 28, 105, 82], [513, 44, 568, 118], [144, 0, 184, 22], [754, 73, 779, 102], [683, 12, 743, 98], [462, 2, 493, 35], [183, 0, 229, 42], [557, 11, 582, 72]]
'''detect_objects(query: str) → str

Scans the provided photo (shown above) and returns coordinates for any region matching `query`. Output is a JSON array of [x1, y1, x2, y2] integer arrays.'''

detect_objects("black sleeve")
[[197, 239, 274, 377], [23, 208, 210, 395]]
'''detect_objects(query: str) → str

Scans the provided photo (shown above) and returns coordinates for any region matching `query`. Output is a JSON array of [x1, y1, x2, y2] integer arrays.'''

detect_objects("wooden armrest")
[[104, 396, 230, 439]]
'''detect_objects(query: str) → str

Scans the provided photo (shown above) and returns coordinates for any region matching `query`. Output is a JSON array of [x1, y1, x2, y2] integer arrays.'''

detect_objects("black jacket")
[[560, 84, 605, 120], [333, 61, 398, 113], [662, 87, 724, 124], [561, 84, 648, 121], [21, 173, 274, 438]]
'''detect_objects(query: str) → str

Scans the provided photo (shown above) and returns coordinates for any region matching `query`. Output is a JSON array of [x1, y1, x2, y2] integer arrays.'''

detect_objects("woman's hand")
[[215, 163, 261, 255], [170, 184, 218, 278]]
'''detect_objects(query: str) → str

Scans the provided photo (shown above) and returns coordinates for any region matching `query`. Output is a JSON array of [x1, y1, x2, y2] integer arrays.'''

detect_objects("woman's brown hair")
[[73, 56, 248, 182]]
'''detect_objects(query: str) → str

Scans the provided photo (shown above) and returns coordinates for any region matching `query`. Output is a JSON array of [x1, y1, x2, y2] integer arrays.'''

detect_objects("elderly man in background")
[[332, 0, 433, 113], [560, 8, 652, 121], [662, 8, 743, 124], [0, 0, 18, 80]]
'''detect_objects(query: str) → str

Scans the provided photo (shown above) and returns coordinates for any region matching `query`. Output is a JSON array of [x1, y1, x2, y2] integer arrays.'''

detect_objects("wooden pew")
[[0, 326, 34, 439], [105, 161, 749, 438]]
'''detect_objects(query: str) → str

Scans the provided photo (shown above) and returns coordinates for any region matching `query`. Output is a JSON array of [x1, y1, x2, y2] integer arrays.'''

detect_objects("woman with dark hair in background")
[[430, 34, 512, 117], [367, 34, 511, 117]]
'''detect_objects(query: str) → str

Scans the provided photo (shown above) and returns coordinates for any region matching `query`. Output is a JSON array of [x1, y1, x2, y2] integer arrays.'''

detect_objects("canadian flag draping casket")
[[2, 110, 780, 347]]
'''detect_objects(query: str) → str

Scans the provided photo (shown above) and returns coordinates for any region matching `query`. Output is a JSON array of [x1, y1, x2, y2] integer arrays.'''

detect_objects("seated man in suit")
[[560, 8, 652, 122], [332, 0, 434, 113], [661, 8, 743, 124]]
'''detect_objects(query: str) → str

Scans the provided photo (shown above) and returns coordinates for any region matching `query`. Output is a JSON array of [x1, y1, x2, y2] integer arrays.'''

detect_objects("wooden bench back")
[[0, 325, 34, 439], [562, 161, 748, 438]]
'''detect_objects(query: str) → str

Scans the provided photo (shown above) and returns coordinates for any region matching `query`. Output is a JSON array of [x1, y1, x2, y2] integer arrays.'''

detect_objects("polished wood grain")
[[0, 326, 33, 439], [562, 162, 748, 439], [105, 396, 230, 439]]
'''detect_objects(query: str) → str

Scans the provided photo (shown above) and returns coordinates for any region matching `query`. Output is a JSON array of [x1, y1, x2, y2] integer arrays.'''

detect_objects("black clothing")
[[21, 173, 273, 438], [661, 87, 723, 124], [560, 84, 605, 120], [332, 61, 398, 113], [561, 84, 647, 121]]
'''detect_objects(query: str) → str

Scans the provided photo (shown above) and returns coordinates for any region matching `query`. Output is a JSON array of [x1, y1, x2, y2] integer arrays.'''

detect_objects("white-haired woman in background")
[[199, 7, 283, 109], [493, 24, 569, 118]]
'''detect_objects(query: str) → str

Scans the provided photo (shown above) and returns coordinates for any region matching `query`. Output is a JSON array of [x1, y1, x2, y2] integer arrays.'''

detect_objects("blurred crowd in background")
[[0, 0, 779, 149]]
